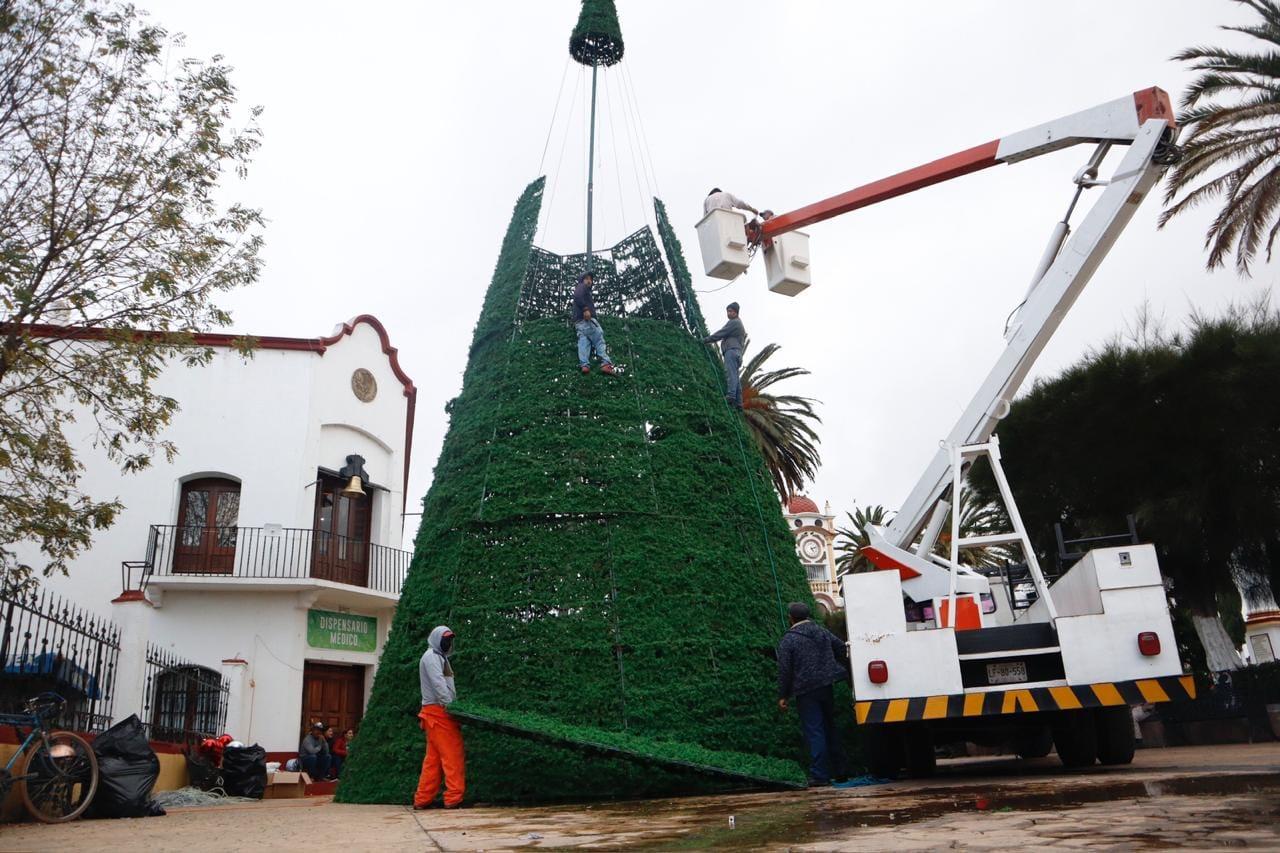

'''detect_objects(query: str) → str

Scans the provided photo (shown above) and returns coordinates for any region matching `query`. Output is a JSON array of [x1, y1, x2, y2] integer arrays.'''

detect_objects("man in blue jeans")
[[776, 602, 849, 786], [573, 272, 615, 375], [299, 721, 331, 779], [703, 302, 745, 409]]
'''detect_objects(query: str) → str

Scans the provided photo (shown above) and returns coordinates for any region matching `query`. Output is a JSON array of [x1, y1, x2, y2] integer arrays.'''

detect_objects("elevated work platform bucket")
[[696, 208, 751, 280], [764, 230, 811, 296]]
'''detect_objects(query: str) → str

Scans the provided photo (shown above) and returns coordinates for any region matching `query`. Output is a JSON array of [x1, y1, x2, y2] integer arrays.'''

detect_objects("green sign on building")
[[308, 609, 377, 653]]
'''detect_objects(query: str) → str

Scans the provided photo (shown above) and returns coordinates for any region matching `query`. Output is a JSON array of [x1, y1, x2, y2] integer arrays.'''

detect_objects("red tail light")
[[868, 660, 889, 684], [1138, 632, 1161, 656]]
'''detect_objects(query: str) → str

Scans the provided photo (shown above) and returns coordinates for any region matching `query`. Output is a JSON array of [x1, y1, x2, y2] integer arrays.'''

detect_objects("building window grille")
[[144, 645, 229, 744]]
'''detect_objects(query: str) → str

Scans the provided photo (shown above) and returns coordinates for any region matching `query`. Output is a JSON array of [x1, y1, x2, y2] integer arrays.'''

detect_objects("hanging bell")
[[342, 475, 367, 498]]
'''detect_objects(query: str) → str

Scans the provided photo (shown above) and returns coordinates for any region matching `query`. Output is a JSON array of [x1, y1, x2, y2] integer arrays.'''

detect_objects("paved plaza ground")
[[2, 743, 1278, 850]]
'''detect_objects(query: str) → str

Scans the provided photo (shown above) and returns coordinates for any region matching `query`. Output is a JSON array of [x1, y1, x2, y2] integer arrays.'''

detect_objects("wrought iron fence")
[[143, 643, 231, 745], [139, 524, 410, 594], [0, 584, 120, 732]]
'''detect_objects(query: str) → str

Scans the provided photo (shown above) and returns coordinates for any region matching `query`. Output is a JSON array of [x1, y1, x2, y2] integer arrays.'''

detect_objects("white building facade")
[[14, 315, 415, 760]]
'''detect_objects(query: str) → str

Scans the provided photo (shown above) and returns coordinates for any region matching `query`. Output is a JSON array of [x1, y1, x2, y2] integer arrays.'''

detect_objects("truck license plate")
[[987, 661, 1028, 685]]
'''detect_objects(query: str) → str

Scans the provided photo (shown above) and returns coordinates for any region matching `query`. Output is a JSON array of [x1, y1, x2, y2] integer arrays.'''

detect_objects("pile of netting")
[[338, 178, 820, 804]]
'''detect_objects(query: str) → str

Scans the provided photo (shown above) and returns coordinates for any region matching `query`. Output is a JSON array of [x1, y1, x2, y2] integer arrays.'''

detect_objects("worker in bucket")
[[413, 625, 466, 809], [573, 271, 616, 375], [703, 302, 746, 409], [776, 602, 849, 787], [704, 188, 762, 217]]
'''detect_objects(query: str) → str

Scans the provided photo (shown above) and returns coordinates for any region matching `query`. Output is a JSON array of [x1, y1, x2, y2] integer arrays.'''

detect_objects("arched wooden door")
[[311, 473, 371, 586], [174, 477, 240, 574]]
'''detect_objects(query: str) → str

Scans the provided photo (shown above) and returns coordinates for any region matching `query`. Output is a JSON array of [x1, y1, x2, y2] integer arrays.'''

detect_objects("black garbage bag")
[[89, 714, 165, 818], [221, 744, 266, 798], [185, 750, 225, 792]]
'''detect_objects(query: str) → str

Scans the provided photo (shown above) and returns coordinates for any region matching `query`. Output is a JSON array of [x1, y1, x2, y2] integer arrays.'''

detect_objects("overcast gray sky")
[[141, 1, 1276, 542]]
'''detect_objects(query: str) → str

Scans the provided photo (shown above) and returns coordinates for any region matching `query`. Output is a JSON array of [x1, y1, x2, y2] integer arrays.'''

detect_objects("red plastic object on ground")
[[198, 733, 235, 766]]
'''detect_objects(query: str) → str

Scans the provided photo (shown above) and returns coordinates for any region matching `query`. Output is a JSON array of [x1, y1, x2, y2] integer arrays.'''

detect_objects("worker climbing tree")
[[573, 271, 616, 375], [337, 0, 820, 805]]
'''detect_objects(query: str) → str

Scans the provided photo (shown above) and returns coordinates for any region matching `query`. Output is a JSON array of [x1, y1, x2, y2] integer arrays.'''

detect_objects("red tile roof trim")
[[315, 315, 417, 514], [786, 495, 821, 514]]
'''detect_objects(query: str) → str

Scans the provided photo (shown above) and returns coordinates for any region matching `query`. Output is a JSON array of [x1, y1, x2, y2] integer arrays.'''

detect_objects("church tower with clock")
[[784, 495, 842, 614]]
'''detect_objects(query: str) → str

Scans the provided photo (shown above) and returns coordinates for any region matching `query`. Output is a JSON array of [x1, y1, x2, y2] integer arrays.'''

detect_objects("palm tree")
[[932, 490, 1017, 570], [835, 504, 893, 575], [835, 492, 1013, 576], [738, 341, 822, 498], [1160, 0, 1280, 274]]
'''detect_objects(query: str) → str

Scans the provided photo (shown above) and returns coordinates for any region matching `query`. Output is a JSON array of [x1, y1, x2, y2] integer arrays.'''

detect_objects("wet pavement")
[[2, 743, 1278, 850]]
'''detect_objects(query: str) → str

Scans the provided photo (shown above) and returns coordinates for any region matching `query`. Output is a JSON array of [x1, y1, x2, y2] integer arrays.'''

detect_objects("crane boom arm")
[[761, 88, 1173, 240], [759, 89, 1176, 554]]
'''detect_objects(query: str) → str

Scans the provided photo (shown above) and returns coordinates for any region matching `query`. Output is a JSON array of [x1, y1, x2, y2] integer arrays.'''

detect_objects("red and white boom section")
[[763, 89, 1178, 605]]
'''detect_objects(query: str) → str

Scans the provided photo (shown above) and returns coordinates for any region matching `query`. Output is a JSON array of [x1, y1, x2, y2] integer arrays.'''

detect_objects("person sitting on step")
[[299, 721, 331, 780]]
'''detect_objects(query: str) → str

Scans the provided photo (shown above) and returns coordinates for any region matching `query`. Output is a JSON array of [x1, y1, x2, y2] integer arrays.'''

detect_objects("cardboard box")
[[263, 770, 311, 799]]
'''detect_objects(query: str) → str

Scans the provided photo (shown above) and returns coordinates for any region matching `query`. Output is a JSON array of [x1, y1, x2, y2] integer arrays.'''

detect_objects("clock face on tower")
[[799, 533, 825, 562]]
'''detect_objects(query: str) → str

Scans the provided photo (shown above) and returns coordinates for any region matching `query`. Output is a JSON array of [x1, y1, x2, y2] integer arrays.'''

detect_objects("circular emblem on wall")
[[351, 368, 378, 402], [799, 534, 825, 561]]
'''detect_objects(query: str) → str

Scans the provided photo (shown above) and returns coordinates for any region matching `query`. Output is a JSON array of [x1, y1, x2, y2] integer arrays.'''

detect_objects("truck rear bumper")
[[854, 674, 1195, 725]]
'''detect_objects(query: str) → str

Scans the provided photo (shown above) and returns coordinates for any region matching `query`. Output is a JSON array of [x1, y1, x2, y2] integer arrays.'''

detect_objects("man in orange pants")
[[413, 625, 465, 809]]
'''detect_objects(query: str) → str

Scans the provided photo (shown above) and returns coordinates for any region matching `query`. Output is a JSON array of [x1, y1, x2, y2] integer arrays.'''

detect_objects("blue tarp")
[[1, 652, 102, 699], [831, 775, 891, 789]]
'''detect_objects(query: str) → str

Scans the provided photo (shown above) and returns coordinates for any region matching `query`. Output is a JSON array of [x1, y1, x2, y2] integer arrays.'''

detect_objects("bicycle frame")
[[0, 711, 56, 785]]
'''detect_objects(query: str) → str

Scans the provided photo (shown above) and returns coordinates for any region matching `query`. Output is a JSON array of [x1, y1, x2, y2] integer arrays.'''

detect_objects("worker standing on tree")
[[776, 602, 849, 787], [573, 271, 616, 375], [414, 626, 466, 809], [704, 302, 746, 409], [704, 187, 761, 217]]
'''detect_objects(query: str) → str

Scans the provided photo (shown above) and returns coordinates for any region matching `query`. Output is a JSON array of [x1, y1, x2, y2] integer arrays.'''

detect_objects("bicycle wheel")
[[18, 730, 99, 823]]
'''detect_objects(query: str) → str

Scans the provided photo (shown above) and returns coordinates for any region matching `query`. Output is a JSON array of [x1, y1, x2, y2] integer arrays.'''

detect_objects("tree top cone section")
[[337, 181, 813, 804], [570, 0, 624, 66]]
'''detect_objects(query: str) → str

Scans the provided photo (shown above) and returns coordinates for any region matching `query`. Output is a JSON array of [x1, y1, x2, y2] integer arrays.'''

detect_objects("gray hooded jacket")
[[420, 625, 457, 706]]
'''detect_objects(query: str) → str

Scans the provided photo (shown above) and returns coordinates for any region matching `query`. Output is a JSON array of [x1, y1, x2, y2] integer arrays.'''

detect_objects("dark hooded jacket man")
[[776, 602, 848, 786]]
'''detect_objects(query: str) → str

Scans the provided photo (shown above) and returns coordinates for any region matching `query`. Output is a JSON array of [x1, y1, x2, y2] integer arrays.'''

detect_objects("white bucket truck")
[[701, 89, 1196, 775]]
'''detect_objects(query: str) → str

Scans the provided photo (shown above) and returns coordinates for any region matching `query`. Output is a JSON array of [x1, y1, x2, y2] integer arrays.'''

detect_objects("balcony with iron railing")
[[121, 525, 412, 604]]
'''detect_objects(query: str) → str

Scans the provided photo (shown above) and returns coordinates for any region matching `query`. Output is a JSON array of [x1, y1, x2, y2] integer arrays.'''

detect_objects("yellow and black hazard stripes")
[[853, 674, 1195, 725]]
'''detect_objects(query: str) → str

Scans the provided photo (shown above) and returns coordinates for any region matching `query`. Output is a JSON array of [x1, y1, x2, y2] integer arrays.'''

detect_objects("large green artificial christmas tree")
[[338, 2, 816, 805]]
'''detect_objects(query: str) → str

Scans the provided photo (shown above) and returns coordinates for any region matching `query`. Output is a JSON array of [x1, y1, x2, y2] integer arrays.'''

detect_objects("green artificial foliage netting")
[[448, 701, 805, 788], [570, 0, 624, 66], [338, 178, 819, 805], [655, 197, 708, 338]]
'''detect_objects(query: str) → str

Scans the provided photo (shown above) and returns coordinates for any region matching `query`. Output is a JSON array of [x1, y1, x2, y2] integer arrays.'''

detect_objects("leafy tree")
[[0, 0, 262, 589], [738, 341, 822, 499], [835, 503, 893, 575], [1160, 0, 1280, 274], [971, 299, 1280, 671]]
